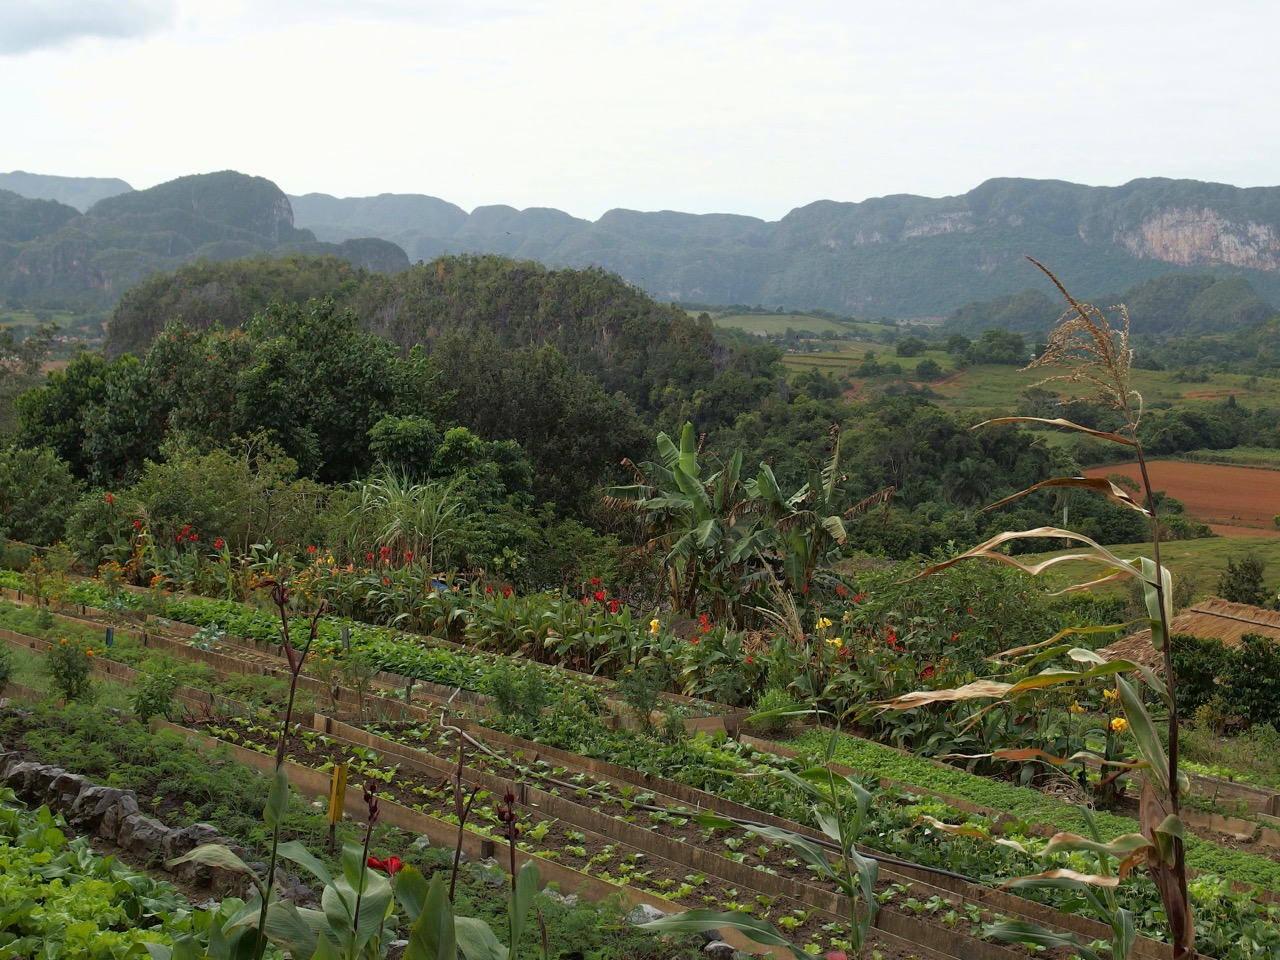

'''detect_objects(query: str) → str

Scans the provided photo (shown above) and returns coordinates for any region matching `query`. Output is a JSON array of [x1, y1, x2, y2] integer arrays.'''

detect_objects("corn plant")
[[879, 259, 1194, 960]]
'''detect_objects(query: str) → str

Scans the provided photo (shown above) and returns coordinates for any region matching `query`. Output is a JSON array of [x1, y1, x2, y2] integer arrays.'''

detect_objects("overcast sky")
[[3, 1, 1277, 222]]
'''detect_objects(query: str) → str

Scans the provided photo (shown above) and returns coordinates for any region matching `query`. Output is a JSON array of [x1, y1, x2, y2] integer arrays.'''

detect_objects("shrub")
[[485, 661, 549, 725], [752, 686, 801, 737], [130, 669, 180, 721], [1217, 551, 1270, 607], [46, 637, 96, 702], [1220, 634, 1280, 728], [1171, 633, 1230, 715], [0, 645, 12, 693]]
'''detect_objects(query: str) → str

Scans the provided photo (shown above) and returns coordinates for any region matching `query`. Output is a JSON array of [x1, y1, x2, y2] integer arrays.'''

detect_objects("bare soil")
[[1085, 460, 1280, 535]]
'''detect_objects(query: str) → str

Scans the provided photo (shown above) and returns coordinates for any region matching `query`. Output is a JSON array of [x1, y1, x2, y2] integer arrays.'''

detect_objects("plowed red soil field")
[[1084, 460, 1280, 537]]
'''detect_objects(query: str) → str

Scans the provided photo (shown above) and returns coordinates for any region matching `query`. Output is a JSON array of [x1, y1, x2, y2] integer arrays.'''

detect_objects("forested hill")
[[0, 172, 408, 308], [106, 253, 782, 430], [291, 177, 1280, 316]]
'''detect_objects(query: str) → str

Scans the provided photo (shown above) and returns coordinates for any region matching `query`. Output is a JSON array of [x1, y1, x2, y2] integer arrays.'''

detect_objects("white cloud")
[[0, 0, 176, 55]]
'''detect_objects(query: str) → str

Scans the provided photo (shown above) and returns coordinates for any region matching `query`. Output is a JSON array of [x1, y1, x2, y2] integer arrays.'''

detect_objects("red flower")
[[950, 632, 959, 643], [920, 663, 936, 679], [367, 855, 403, 875], [485, 586, 493, 594], [307, 545, 317, 555], [383, 577, 390, 587], [503, 586, 513, 598], [189, 533, 199, 542], [698, 613, 712, 634], [745, 656, 755, 665], [214, 538, 225, 550], [581, 596, 590, 606], [590, 577, 602, 586], [132, 519, 141, 529], [366, 553, 374, 562], [852, 592, 866, 603], [105, 492, 114, 506], [593, 590, 607, 602], [802, 582, 810, 595], [834, 583, 848, 597], [690, 637, 699, 646], [405, 551, 413, 562], [608, 598, 620, 613]]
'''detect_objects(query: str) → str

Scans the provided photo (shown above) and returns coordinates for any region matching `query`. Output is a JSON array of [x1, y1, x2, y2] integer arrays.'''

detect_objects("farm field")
[[930, 366, 1280, 417], [1085, 460, 1280, 536], [709, 312, 892, 338]]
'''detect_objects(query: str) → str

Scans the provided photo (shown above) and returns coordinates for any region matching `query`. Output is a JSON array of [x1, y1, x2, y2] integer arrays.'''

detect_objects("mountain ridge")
[[289, 175, 1280, 315], [5, 170, 1280, 318], [0, 171, 409, 308]]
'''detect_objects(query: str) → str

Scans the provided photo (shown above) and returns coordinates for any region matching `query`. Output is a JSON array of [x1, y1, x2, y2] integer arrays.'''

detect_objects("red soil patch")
[[1084, 461, 1280, 536]]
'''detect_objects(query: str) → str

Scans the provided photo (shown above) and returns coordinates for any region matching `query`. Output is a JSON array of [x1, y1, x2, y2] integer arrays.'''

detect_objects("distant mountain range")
[[4, 169, 1280, 321], [0, 171, 407, 310]]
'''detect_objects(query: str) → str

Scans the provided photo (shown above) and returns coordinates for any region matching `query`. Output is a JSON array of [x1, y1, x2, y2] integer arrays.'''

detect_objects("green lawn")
[[1020, 533, 1280, 602]]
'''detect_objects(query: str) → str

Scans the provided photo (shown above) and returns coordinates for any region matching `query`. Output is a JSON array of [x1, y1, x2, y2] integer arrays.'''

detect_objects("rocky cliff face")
[[1117, 207, 1280, 271]]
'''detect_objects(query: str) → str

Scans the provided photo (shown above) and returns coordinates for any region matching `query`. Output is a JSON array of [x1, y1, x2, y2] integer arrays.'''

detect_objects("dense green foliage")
[[1173, 632, 1280, 729], [108, 253, 781, 436], [105, 254, 373, 357]]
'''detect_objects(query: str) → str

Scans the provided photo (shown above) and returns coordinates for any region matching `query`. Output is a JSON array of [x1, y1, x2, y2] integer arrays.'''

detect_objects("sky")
[[3, 0, 1278, 222]]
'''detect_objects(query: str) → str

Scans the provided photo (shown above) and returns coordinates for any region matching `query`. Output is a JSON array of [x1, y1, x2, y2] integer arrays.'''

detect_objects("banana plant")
[[605, 422, 758, 619], [745, 423, 892, 596]]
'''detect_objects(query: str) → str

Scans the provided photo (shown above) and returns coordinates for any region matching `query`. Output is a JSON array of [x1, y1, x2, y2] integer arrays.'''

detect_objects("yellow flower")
[[1103, 688, 1120, 703], [649, 618, 661, 635], [826, 637, 844, 649], [1068, 701, 1085, 714], [815, 617, 833, 631], [1110, 716, 1129, 734], [842, 611, 852, 623]]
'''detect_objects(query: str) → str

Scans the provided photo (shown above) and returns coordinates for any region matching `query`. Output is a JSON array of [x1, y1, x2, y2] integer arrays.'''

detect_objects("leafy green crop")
[[0, 792, 191, 957]]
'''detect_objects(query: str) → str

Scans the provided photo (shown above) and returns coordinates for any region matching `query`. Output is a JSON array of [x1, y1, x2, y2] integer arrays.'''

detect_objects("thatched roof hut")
[[1100, 596, 1280, 668]]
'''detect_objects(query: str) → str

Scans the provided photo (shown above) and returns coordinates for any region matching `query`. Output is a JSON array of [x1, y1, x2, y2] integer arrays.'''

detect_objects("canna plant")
[[879, 259, 1194, 959]]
